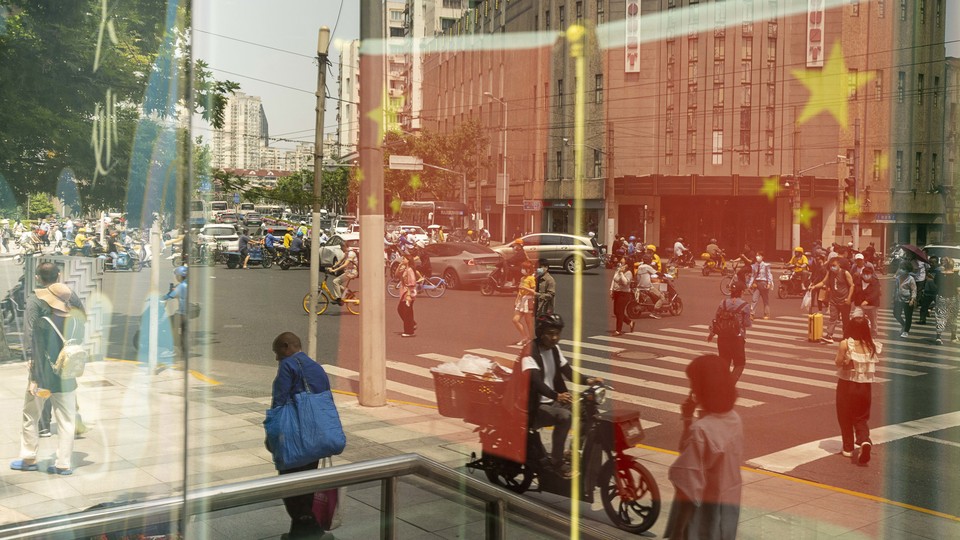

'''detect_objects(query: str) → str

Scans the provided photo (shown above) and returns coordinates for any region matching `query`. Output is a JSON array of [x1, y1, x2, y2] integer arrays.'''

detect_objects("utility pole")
[[359, 0, 386, 407], [851, 118, 861, 250], [307, 26, 331, 361]]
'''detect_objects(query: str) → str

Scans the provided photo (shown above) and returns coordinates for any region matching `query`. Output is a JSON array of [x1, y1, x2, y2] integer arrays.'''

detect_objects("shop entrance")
[[658, 196, 778, 255]]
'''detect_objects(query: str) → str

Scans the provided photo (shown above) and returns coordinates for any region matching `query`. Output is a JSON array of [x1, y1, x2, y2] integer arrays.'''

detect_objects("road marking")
[[323, 364, 438, 403], [914, 435, 960, 449], [747, 411, 960, 473], [559, 339, 624, 353]]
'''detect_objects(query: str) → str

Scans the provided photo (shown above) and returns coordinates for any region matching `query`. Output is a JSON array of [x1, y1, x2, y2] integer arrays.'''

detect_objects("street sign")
[[233, 193, 240, 204], [200, 180, 212, 192], [496, 173, 509, 204], [522, 200, 543, 211], [389, 155, 424, 170]]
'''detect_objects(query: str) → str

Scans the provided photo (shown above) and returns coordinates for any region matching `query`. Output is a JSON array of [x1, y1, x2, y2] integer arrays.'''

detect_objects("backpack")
[[712, 300, 747, 338], [43, 316, 87, 379]]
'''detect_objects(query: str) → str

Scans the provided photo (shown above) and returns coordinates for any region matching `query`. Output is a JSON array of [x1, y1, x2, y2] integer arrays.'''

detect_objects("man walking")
[[534, 258, 556, 316], [268, 332, 335, 539], [10, 262, 85, 475], [707, 281, 752, 381], [851, 263, 881, 337], [746, 251, 773, 319]]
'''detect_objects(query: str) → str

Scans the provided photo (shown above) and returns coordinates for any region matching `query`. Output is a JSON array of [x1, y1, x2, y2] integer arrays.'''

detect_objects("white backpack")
[[43, 316, 87, 379]]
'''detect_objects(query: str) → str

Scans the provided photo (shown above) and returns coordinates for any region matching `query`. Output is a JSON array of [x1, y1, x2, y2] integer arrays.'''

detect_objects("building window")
[[714, 36, 725, 59], [766, 37, 776, 61], [914, 152, 923, 185], [878, 0, 885, 17], [896, 150, 904, 184], [576, 1, 583, 21], [543, 152, 548, 180], [689, 37, 699, 61], [593, 149, 602, 177], [559, 5, 565, 26], [872, 150, 882, 182], [934, 75, 940, 107], [919, 0, 925, 23], [766, 84, 775, 106], [898, 71, 905, 103], [714, 86, 725, 106], [597, 0, 605, 24], [443, 0, 462, 7], [742, 0, 754, 34], [557, 79, 563, 107], [917, 73, 924, 105], [713, 107, 724, 129], [742, 36, 753, 60], [875, 70, 883, 100], [712, 130, 723, 164], [741, 85, 752, 106], [714, 61, 725, 83], [545, 9, 550, 29], [850, 0, 859, 16], [900, 0, 907, 21], [689, 62, 699, 82], [687, 131, 697, 164], [595, 74, 603, 104], [741, 61, 752, 83], [848, 69, 859, 100], [556, 150, 562, 178], [932, 153, 937, 185], [936, 0, 942, 26]]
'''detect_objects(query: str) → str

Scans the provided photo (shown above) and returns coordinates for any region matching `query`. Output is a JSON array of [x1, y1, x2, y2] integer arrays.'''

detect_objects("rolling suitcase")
[[807, 312, 823, 342]]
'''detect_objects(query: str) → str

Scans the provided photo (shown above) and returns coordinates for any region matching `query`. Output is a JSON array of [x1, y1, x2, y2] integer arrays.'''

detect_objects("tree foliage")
[[27, 192, 55, 218], [0, 1, 238, 213]]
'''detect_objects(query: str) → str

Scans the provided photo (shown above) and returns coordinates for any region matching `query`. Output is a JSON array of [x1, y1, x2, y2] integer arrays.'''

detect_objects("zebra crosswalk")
[[324, 307, 957, 432]]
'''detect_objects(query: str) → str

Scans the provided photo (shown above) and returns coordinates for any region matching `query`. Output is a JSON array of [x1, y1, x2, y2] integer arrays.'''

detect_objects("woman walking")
[[610, 257, 634, 335], [511, 261, 536, 345], [834, 317, 881, 463], [664, 355, 742, 540], [810, 256, 854, 344], [933, 257, 960, 344], [397, 254, 417, 337], [894, 260, 917, 338]]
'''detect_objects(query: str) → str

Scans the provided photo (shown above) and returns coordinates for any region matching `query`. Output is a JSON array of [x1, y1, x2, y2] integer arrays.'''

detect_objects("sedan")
[[421, 242, 502, 289], [317, 233, 360, 268], [218, 212, 239, 225], [243, 213, 263, 227], [494, 232, 601, 273]]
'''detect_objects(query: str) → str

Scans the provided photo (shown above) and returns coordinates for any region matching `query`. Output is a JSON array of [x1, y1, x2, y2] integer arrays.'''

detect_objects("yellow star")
[[792, 43, 876, 130], [760, 176, 781, 202], [843, 196, 861, 218], [366, 194, 379, 211], [365, 99, 386, 144], [794, 202, 818, 229], [390, 196, 402, 215], [409, 174, 422, 191]]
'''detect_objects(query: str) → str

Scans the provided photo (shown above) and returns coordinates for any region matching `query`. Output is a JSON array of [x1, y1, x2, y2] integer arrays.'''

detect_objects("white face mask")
[[756, 256, 763, 262]]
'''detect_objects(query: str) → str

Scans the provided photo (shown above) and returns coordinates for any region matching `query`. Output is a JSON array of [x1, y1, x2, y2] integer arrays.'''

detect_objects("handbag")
[[800, 290, 812, 313], [43, 316, 87, 379], [264, 357, 346, 470], [312, 457, 343, 530]]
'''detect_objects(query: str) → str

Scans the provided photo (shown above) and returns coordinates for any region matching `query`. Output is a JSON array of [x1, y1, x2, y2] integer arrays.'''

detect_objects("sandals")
[[10, 460, 38, 472]]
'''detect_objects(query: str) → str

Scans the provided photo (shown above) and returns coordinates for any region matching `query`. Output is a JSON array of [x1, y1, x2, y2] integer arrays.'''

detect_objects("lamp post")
[[307, 26, 331, 362], [484, 92, 508, 243]]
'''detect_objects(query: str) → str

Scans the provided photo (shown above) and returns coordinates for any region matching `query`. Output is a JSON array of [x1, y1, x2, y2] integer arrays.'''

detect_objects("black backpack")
[[713, 300, 747, 338]]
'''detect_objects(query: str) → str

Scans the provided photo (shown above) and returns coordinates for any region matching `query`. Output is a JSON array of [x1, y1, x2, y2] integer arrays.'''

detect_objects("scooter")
[[466, 381, 661, 534], [479, 264, 519, 296], [700, 249, 727, 276], [2, 275, 25, 325], [777, 268, 807, 299], [624, 273, 683, 319], [101, 248, 143, 272], [277, 246, 310, 270], [225, 244, 273, 269]]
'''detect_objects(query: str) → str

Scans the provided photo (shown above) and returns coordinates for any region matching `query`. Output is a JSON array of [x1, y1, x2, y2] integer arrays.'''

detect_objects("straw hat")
[[35, 283, 72, 315]]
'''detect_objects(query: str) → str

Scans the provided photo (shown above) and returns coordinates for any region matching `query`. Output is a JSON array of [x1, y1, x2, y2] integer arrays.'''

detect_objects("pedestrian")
[[933, 257, 959, 345], [238, 228, 251, 268], [918, 257, 940, 325], [534, 258, 556, 317], [268, 332, 335, 539], [0, 222, 10, 253], [163, 266, 188, 358], [10, 262, 85, 475], [850, 253, 867, 279], [610, 257, 634, 335], [397, 254, 417, 337], [833, 317, 881, 464], [746, 250, 773, 320], [811, 257, 854, 344], [664, 354, 742, 540], [894, 260, 917, 338], [511, 261, 536, 345], [707, 281, 752, 381], [850, 263, 881, 337], [809, 254, 828, 312]]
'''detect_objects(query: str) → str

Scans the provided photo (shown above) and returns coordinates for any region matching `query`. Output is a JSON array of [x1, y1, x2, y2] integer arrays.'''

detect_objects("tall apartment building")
[[943, 57, 960, 243], [422, 0, 948, 253], [212, 91, 269, 170]]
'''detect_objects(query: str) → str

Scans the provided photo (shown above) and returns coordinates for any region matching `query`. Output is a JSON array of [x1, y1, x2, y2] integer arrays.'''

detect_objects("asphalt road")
[[2, 256, 959, 516]]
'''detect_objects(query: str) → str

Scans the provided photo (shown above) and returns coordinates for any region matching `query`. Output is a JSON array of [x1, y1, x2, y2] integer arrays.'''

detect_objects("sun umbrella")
[[899, 244, 929, 263], [427, 224, 442, 229]]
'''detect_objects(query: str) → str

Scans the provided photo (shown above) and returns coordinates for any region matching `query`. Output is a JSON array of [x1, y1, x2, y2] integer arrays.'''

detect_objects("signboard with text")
[[523, 200, 543, 211], [625, 0, 641, 73], [806, 0, 825, 67]]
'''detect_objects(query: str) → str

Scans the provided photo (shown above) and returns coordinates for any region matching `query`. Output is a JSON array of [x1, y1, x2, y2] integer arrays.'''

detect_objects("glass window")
[[897, 149, 905, 183], [915, 152, 922, 184], [898, 71, 906, 102], [712, 130, 724, 164], [848, 68, 859, 100], [595, 74, 603, 104], [918, 73, 924, 105]]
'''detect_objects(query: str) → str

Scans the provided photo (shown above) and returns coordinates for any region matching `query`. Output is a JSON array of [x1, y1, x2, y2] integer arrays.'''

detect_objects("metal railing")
[[0, 454, 621, 540]]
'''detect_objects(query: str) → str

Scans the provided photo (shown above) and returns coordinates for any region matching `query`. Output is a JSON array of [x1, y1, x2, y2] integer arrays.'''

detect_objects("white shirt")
[[636, 263, 657, 289], [674, 241, 686, 256], [521, 346, 569, 403]]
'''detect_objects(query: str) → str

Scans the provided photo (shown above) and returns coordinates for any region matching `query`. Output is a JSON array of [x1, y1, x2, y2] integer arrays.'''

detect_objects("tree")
[[27, 193, 56, 219]]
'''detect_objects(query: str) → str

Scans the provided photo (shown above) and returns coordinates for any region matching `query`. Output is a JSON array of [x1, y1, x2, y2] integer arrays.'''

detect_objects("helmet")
[[268, 228, 274, 233], [535, 313, 565, 337], [794, 246, 804, 252], [646, 244, 657, 252], [628, 236, 636, 241], [709, 238, 717, 244], [174, 266, 188, 278], [513, 239, 524, 247], [300, 220, 306, 225], [296, 231, 304, 237], [588, 231, 596, 237]]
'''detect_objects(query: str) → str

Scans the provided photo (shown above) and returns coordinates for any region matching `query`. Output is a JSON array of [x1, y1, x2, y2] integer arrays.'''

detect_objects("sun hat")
[[36, 283, 72, 315]]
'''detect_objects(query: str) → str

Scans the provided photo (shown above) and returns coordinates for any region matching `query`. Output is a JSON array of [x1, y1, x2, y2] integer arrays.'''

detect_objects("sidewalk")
[[0, 359, 956, 539]]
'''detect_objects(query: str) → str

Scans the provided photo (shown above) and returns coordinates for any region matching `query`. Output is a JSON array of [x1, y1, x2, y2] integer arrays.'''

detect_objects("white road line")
[[747, 411, 960, 473], [593, 335, 837, 389], [559, 339, 624, 353], [914, 435, 960, 449], [323, 364, 438, 403]]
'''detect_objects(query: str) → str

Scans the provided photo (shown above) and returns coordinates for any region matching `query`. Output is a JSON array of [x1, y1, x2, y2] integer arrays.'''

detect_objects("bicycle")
[[387, 273, 447, 298], [719, 260, 744, 296], [302, 270, 360, 315]]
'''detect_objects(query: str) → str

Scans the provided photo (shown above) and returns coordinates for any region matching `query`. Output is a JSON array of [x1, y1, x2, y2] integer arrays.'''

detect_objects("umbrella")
[[427, 224, 442, 229], [899, 244, 929, 263]]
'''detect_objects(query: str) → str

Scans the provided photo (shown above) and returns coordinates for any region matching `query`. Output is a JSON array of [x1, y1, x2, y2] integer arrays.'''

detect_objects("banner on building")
[[625, 0, 640, 73], [806, 0, 825, 67]]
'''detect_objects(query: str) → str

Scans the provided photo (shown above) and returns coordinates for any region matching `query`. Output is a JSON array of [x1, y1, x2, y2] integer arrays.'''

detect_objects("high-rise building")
[[337, 39, 361, 158], [212, 91, 269, 170]]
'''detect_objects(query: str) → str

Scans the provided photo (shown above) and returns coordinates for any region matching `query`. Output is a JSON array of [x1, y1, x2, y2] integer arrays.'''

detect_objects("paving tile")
[[882, 509, 960, 540], [354, 420, 469, 444], [191, 448, 273, 474]]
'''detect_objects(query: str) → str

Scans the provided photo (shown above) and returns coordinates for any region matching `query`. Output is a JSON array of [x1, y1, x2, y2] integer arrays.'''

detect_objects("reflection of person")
[[268, 332, 334, 539], [534, 258, 556, 316], [610, 258, 634, 335], [398, 254, 418, 337], [163, 266, 188, 358], [664, 355, 742, 540], [833, 317, 881, 463], [11, 262, 86, 475], [512, 261, 536, 345]]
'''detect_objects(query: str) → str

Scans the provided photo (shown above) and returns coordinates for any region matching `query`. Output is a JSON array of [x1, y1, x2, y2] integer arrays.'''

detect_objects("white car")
[[198, 224, 240, 252], [318, 233, 360, 268], [396, 225, 429, 245], [333, 219, 352, 235]]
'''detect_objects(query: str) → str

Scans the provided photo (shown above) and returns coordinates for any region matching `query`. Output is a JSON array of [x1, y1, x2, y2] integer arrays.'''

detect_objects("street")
[[2, 258, 959, 518]]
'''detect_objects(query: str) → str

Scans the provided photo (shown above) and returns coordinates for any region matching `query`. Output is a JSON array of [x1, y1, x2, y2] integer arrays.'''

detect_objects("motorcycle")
[[464, 380, 661, 534], [669, 250, 696, 268], [277, 246, 310, 270], [101, 248, 143, 272], [2, 275, 25, 325], [479, 264, 519, 296], [478, 228, 491, 246], [777, 268, 807, 299], [700, 249, 727, 276], [225, 244, 273, 269], [624, 273, 683, 319]]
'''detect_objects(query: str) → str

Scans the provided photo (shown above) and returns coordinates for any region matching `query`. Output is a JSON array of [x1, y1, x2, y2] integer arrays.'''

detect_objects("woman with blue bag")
[[265, 332, 346, 539]]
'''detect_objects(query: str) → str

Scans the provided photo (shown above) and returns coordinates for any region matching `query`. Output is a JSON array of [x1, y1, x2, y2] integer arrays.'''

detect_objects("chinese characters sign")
[[806, 0, 825, 67], [625, 0, 640, 73]]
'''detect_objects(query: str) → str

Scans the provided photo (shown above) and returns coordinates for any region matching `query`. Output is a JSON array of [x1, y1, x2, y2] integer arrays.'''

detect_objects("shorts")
[[240, 248, 249, 258], [515, 295, 533, 313]]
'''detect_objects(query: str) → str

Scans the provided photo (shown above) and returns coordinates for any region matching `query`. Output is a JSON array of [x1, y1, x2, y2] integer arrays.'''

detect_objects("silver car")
[[318, 233, 359, 268], [421, 242, 501, 289], [494, 233, 602, 273]]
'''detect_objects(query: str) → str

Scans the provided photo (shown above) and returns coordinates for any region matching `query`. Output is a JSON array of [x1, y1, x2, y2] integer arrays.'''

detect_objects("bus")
[[189, 200, 208, 228], [398, 201, 467, 230], [255, 204, 283, 218], [210, 200, 228, 216]]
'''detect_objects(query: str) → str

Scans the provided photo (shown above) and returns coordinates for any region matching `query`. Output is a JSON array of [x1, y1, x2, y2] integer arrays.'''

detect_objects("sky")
[[193, 1, 960, 151]]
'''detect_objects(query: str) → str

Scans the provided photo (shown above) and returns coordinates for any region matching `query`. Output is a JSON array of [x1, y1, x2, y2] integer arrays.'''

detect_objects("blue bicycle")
[[387, 274, 447, 298]]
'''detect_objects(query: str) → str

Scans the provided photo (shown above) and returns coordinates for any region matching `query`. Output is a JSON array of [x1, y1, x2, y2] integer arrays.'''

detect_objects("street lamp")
[[484, 92, 508, 243]]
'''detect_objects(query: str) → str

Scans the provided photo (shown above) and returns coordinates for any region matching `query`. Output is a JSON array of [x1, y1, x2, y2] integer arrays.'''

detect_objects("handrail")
[[0, 454, 621, 540]]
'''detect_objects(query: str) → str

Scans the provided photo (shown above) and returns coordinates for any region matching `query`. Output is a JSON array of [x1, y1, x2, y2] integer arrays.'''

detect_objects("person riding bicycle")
[[787, 246, 811, 289], [329, 245, 358, 305], [520, 314, 603, 478]]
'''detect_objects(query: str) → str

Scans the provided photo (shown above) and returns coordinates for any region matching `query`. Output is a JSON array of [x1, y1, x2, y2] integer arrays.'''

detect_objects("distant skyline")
[[192, 1, 960, 153]]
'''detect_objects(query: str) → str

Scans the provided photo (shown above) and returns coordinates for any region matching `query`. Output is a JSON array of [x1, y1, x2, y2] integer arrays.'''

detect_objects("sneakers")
[[47, 466, 73, 475], [858, 442, 872, 464], [935, 338, 944, 345], [10, 460, 38, 472], [900, 332, 909, 338], [648, 313, 661, 320], [39, 429, 51, 438], [820, 337, 834, 344], [841, 449, 854, 458], [401, 333, 415, 338]]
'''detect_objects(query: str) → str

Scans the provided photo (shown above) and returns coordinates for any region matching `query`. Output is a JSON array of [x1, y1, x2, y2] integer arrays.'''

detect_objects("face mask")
[[536, 268, 545, 276], [862, 274, 872, 281], [830, 266, 840, 273]]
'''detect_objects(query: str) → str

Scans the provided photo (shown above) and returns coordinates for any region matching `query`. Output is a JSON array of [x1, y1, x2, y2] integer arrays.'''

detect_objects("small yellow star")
[[366, 194, 379, 211], [365, 100, 386, 144], [843, 196, 861, 218], [409, 174, 422, 191], [390, 196, 402, 215], [794, 202, 818, 229], [760, 176, 781, 202], [792, 43, 876, 130]]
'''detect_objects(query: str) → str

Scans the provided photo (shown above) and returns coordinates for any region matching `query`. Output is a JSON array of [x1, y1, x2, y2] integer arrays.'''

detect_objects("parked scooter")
[[624, 273, 683, 319], [2, 275, 25, 325]]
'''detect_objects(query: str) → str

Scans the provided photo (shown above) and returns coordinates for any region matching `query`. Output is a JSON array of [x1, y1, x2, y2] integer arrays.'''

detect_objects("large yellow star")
[[409, 173, 422, 191], [792, 43, 876, 130], [365, 99, 386, 144], [760, 176, 781, 202], [794, 202, 818, 229], [843, 196, 861, 219]]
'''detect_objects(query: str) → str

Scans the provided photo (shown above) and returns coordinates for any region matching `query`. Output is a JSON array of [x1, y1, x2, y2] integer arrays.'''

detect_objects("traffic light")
[[843, 177, 857, 200]]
